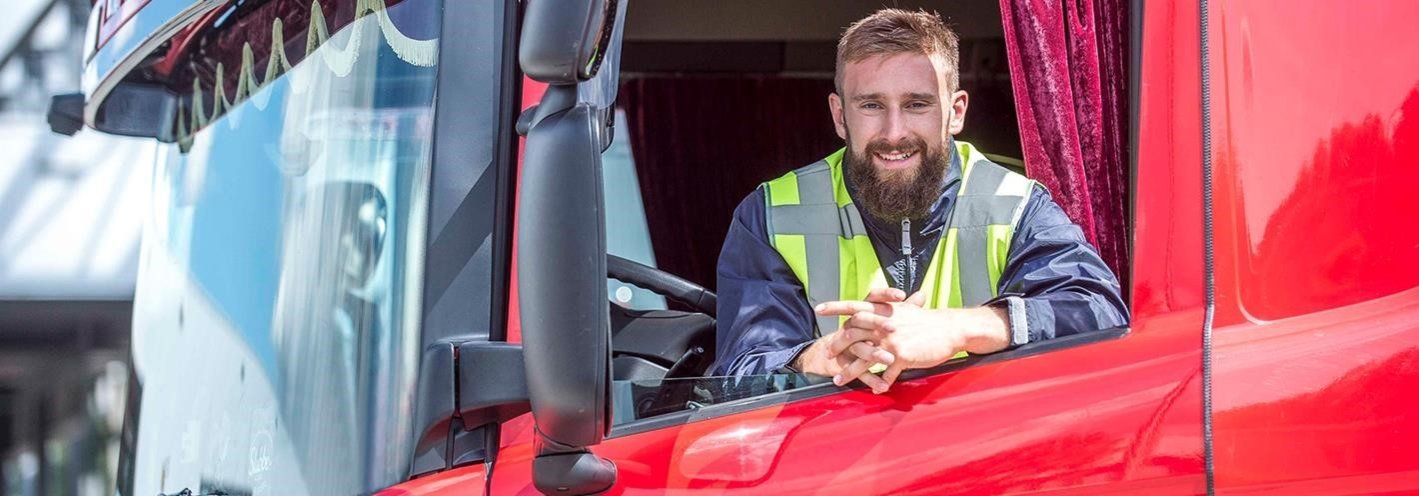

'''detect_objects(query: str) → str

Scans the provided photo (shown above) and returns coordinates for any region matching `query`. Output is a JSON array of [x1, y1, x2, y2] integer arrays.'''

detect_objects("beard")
[[843, 134, 951, 221]]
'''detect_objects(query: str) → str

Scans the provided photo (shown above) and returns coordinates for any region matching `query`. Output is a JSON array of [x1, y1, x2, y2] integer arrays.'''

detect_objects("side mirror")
[[518, 83, 616, 495], [518, 0, 625, 492], [50, 83, 178, 141], [519, 0, 614, 84], [48, 93, 84, 136]]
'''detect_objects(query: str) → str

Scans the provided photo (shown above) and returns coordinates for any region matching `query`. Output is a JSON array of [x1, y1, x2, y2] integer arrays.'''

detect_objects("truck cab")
[[57, 0, 1419, 495]]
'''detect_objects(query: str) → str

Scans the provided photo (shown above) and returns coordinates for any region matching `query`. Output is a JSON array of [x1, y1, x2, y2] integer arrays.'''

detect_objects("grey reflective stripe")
[[963, 157, 1009, 195], [948, 160, 1013, 227], [954, 226, 993, 306], [950, 159, 1025, 306], [806, 235, 840, 335], [768, 203, 868, 238], [796, 164, 836, 205], [771, 204, 840, 235], [761, 184, 776, 248], [951, 195, 1028, 227], [839, 204, 867, 238], [779, 161, 843, 336]]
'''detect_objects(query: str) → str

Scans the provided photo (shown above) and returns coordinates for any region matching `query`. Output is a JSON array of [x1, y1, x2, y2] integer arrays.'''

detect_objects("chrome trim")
[[81, 0, 226, 126]]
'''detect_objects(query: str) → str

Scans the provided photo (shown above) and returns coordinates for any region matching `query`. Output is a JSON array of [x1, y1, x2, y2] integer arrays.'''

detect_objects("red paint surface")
[[383, 0, 1419, 493], [1207, 0, 1419, 492]]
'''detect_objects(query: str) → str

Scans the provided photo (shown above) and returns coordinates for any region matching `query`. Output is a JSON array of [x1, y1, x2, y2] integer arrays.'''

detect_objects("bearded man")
[[711, 8, 1128, 392]]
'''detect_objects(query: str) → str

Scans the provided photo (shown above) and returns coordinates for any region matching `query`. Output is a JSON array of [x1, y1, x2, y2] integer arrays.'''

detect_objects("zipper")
[[901, 218, 915, 291]]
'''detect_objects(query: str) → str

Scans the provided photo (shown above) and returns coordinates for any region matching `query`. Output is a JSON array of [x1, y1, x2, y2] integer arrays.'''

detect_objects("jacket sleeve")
[[995, 186, 1130, 342], [710, 186, 818, 376]]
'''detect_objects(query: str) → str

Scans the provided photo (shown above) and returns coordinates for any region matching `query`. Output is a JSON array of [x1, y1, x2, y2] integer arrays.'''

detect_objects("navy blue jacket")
[[711, 149, 1129, 376]]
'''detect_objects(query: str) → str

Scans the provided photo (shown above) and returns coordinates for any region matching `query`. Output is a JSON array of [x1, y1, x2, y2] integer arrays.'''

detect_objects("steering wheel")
[[606, 255, 718, 382], [607, 254, 716, 316]]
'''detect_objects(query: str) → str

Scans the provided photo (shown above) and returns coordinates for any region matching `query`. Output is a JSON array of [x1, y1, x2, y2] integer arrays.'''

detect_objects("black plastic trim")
[[408, 0, 520, 479], [608, 327, 1130, 438], [409, 342, 457, 477], [456, 342, 530, 428], [533, 451, 616, 495], [488, 0, 523, 343]]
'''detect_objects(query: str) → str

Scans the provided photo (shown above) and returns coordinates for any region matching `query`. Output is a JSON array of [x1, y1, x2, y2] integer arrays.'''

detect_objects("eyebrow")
[[850, 92, 939, 102]]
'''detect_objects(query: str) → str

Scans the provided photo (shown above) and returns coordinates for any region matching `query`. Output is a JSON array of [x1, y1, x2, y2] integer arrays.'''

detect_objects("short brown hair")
[[836, 8, 961, 92]]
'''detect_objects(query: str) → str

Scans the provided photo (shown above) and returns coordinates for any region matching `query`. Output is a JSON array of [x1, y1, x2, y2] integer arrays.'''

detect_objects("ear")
[[829, 92, 847, 140], [947, 89, 969, 135]]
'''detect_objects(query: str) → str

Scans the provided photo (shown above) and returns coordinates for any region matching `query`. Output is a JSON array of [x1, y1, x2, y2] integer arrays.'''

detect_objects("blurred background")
[[0, 1, 155, 495]]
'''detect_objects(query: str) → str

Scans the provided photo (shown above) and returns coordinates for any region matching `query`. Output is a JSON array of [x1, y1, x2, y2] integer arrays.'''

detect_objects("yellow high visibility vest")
[[763, 141, 1036, 336]]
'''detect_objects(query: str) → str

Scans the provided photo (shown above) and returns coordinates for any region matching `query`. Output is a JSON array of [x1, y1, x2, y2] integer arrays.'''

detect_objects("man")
[[711, 8, 1128, 393]]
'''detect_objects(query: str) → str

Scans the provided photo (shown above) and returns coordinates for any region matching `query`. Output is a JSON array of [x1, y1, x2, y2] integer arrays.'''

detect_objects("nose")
[[881, 108, 911, 145]]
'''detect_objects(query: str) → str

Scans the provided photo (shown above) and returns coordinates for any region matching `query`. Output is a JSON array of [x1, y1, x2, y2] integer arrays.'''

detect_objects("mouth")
[[873, 150, 918, 170]]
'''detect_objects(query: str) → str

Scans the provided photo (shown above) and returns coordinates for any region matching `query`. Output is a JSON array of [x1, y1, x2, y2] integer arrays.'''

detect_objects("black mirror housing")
[[48, 93, 85, 136], [519, 0, 615, 84], [518, 84, 611, 448], [518, 83, 616, 494], [51, 84, 179, 141]]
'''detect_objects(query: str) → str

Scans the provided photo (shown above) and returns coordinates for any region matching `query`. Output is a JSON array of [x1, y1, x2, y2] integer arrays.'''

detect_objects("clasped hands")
[[792, 287, 1012, 393]]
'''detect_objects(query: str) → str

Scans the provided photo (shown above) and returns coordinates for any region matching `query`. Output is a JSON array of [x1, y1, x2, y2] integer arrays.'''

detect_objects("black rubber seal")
[[1199, 0, 1218, 493]]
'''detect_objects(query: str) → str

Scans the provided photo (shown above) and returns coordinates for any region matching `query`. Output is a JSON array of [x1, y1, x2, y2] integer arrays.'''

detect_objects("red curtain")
[[619, 77, 841, 291], [1000, 0, 1130, 289]]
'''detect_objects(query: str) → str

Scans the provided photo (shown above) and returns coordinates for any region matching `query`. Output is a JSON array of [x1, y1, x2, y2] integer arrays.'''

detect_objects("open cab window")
[[598, 0, 1132, 432]]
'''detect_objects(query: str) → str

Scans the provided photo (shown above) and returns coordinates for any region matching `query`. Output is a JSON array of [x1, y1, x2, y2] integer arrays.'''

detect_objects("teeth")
[[878, 152, 914, 161]]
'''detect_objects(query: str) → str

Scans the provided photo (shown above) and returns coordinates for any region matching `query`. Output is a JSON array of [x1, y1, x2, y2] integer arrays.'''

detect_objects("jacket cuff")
[[989, 295, 1030, 348], [774, 341, 817, 374]]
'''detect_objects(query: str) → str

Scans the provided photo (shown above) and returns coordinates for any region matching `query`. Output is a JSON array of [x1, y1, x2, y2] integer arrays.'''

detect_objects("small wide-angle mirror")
[[48, 83, 179, 140], [520, 0, 615, 84]]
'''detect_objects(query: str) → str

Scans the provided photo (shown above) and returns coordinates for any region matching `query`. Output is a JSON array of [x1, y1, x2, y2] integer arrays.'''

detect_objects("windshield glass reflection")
[[125, 1, 440, 495]]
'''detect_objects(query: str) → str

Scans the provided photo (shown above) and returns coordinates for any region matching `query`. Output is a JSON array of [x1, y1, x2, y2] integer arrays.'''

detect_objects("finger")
[[853, 366, 890, 393], [863, 287, 907, 303], [880, 362, 907, 390], [815, 300, 893, 317], [848, 341, 894, 366], [843, 311, 896, 334], [831, 352, 854, 375], [905, 290, 928, 307], [826, 326, 875, 358], [833, 355, 877, 387], [834, 358, 890, 393]]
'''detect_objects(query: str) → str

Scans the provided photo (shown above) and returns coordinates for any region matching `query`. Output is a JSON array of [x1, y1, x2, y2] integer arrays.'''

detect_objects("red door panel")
[[1208, 0, 1419, 492], [473, 318, 1202, 495]]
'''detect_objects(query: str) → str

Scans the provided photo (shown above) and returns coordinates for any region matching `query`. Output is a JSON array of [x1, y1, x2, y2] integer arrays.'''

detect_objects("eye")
[[906, 101, 933, 110], [859, 102, 884, 111]]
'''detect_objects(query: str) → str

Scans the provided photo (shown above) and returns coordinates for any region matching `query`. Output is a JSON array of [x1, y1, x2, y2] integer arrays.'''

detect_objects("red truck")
[[51, 0, 1419, 494]]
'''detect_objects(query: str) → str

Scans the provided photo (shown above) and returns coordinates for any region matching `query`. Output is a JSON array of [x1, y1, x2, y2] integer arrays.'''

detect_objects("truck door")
[[1206, 1, 1419, 492]]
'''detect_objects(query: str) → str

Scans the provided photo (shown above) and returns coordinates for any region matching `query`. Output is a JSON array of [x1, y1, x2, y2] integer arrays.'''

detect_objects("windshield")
[[124, 0, 441, 494]]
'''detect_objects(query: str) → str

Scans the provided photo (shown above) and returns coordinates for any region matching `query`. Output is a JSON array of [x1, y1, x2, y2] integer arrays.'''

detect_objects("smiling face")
[[830, 51, 969, 220]]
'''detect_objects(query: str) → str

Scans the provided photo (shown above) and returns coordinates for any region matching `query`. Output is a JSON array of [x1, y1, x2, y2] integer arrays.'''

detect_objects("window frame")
[[601, 0, 1145, 438]]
